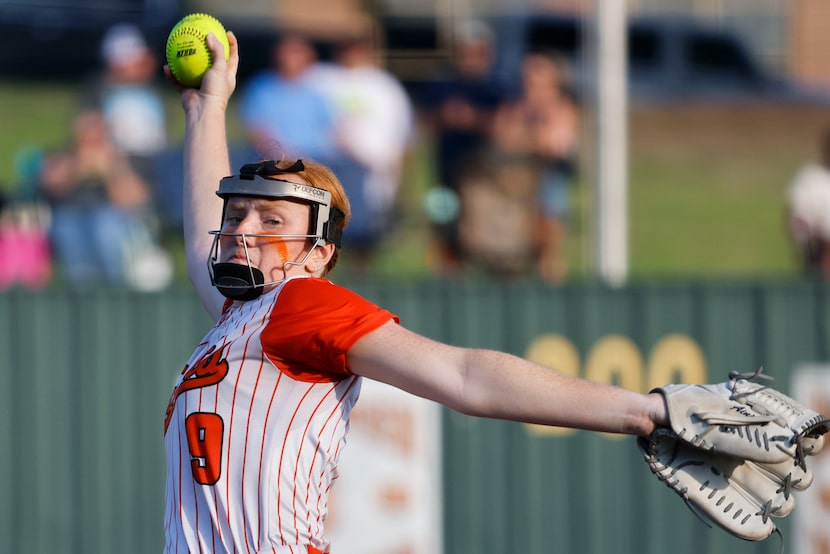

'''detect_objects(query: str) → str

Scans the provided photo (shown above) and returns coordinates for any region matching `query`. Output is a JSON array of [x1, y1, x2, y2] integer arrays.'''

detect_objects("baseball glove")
[[638, 368, 830, 542]]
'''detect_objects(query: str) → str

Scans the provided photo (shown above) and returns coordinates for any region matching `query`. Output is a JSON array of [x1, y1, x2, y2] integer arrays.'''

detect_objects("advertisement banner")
[[326, 378, 443, 554], [792, 365, 830, 554]]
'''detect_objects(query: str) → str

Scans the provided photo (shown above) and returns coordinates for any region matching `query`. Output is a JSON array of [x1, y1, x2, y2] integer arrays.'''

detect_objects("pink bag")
[[0, 204, 52, 290]]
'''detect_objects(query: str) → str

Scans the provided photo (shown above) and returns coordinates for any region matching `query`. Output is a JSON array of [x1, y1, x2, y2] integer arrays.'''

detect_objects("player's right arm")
[[168, 31, 239, 320]]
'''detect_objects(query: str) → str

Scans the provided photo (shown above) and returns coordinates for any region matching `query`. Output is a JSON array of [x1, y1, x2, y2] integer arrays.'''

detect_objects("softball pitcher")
[[162, 28, 827, 554]]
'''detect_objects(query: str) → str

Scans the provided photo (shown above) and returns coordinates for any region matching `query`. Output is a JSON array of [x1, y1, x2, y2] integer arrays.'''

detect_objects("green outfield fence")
[[1, 279, 828, 554]]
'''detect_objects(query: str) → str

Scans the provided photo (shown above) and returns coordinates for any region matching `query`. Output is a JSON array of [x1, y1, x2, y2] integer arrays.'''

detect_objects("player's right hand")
[[166, 31, 239, 110]]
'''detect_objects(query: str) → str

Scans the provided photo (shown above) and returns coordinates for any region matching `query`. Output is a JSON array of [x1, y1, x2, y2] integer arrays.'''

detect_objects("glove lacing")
[[727, 367, 823, 471]]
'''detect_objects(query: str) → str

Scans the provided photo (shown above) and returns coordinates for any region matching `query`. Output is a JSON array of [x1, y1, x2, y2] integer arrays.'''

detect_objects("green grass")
[[623, 101, 830, 278], [2, 80, 828, 282], [0, 81, 76, 185], [627, 156, 792, 275]]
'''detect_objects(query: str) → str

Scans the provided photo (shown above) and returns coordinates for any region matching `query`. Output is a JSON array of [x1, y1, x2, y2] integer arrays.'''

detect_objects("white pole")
[[594, 0, 629, 286]]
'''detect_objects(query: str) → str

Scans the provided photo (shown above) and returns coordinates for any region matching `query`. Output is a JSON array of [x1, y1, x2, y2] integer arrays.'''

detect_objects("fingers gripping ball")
[[166, 13, 229, 88]]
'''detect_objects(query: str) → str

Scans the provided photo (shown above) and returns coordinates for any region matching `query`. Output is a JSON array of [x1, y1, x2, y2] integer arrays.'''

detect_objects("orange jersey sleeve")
[[261, 278, 399, 381]]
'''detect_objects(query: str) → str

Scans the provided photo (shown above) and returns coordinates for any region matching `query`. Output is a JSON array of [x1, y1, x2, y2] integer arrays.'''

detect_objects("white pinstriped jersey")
[[163, 276, 398, 553]]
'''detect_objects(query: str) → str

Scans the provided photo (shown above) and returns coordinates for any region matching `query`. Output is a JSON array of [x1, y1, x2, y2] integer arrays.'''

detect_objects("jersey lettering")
[[164, 345, 230, 433]]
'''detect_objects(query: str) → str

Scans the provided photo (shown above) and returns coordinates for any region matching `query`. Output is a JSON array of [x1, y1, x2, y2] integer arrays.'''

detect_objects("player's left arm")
[[347, 321, 665, 436]]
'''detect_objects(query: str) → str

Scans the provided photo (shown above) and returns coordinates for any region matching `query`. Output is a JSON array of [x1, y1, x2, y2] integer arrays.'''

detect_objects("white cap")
[[101, 23, 149, 67], [453, 18, 494, 45]]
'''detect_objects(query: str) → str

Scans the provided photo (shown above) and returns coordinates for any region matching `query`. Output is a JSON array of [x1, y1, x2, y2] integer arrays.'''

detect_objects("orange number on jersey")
[[185, 412, 224, 485]]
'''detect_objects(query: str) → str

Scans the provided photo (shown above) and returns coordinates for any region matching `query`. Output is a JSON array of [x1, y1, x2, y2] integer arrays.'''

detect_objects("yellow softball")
[[165, 13, 230, 88]]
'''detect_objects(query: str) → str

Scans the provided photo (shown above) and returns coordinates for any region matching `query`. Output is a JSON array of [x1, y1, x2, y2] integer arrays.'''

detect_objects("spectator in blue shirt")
[[239, 31, 338, 162]]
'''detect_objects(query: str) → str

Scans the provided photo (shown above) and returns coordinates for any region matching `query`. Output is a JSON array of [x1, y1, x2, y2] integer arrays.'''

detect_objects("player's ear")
[[305, 242, 335, 275]]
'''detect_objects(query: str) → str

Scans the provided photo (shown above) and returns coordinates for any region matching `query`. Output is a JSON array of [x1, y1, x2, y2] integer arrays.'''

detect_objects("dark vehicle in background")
[[0, 0, 312, 85], [2, 2, 828, 107], [0, 0, 181, 81], [489, 12, 830, 105]]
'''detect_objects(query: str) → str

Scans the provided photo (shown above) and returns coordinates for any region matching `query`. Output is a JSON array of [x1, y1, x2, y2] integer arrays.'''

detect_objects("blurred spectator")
[[38, 109, 172, 290], [484, 50, 580, 283], [305, 26, 415, 270], [83, 23, 168, 185], [786, 128, 830, 279], [239, 31, 339, 161], [79, 22, 181, 251], [418, 18, 509, 274]]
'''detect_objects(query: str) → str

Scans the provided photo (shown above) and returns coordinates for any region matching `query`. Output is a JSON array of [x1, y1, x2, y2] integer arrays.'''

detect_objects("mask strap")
[[323, 207, 345, 248], [239, 159, 305, 179]]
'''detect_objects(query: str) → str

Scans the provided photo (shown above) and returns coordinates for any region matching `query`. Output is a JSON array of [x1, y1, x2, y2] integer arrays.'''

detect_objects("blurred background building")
[[2, 0, 830, 94]]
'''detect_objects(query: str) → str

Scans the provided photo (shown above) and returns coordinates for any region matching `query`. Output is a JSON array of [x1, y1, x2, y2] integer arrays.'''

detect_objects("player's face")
[[219, 196, 313, 281]]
